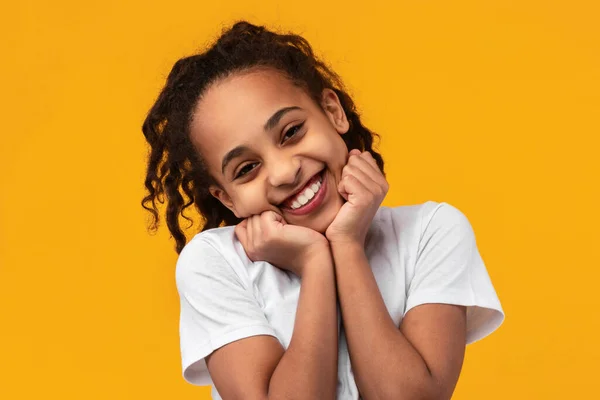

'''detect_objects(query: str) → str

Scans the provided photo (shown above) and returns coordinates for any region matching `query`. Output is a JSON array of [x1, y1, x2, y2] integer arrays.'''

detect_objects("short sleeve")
[[405, 202, 505, 344], [175, 237, 277, 385]]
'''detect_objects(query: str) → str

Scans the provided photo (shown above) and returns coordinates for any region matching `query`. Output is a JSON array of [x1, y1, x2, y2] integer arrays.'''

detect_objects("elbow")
[[414, 386, 445, 400], [406, 366, 448, 400], [377, 375, 445, 400], [407, 377, 447, 400], [380, 388, 442, 400]]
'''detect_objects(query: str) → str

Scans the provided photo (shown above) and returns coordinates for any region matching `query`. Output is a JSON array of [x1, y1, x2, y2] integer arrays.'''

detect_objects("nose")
[[267, 154, 301, 188]]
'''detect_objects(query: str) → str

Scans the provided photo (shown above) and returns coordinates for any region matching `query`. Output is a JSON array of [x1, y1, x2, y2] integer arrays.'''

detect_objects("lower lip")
[[282, 170, 327, 216]]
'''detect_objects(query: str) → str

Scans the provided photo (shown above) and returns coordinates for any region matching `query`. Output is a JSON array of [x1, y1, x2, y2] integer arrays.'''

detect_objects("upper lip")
[[278, 170, 323, 207]]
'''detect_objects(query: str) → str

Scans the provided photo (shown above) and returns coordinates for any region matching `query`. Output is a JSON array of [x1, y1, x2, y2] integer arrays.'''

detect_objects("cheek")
[[231, 185, 269, 215], [323, 138, 348, 177]]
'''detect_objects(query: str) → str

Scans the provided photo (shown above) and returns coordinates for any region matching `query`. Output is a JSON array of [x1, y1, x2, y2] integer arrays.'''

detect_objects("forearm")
[[268, 252, 338, 400], [331, 243, 438, 400]]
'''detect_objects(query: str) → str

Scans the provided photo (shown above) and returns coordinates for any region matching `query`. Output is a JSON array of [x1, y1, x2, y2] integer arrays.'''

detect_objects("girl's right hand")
[[234, 211, 330, 278]]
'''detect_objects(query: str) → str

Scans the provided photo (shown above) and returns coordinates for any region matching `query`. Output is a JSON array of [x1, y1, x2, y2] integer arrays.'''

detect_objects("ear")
[[321, 88, 350, 135], [209, 185, 240, 218]]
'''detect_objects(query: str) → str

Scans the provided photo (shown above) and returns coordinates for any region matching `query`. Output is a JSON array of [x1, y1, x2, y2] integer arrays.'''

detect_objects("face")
[[190, 68, 350, 233]]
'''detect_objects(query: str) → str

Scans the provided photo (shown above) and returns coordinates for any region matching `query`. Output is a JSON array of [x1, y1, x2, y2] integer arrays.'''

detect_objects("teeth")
[[306, 188, 315, 200], [290, 179, 322, 209]]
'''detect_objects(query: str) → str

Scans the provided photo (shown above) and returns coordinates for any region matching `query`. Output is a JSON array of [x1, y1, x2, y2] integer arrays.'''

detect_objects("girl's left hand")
[[325, 149, 389, 246]]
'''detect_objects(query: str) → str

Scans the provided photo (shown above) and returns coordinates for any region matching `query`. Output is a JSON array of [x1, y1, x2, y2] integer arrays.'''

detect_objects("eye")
[[282, 122, 305, 143], [235, 162, 258, 179]]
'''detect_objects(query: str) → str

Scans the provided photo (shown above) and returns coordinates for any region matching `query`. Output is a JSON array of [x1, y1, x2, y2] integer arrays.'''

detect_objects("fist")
[[235, 211, 330, 277], [326, 149, 389, 246]]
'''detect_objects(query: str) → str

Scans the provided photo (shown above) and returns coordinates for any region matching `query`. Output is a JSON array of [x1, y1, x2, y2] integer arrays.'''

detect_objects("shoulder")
[[377, 201, 471, 236], [369, 201, 474, 256], [372, 200, 448, 239], [175, 225, 248, 290], [416, 202, 476, 250], [375, 200, 441, 224], [178, 225, 236, 258]]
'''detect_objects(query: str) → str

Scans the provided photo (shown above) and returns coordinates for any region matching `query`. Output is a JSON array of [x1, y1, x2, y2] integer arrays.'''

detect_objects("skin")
[[191, 67, 349, 234], [190, 67, 467, 400]]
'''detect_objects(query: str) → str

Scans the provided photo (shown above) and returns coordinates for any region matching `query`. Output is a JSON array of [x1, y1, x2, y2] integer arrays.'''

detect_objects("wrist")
[[329, 239, 364, 253], [326, 230, 366, 247], [300, 245, 334, 278], [329, 241, 366, 266]]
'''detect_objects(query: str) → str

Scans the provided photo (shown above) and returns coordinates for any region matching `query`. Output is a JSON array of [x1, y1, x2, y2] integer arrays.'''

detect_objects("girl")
[[141, 21, 504, 400]]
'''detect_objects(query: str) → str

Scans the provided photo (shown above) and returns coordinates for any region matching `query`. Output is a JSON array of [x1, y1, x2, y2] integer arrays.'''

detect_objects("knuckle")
[[261, 210, 273, 218]]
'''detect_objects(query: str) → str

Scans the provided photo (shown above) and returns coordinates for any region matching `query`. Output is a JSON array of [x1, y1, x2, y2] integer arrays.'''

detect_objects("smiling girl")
[[141, 21, 504, 400]]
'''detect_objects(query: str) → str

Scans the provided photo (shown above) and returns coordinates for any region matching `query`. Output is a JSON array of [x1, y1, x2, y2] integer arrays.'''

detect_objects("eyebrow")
[[220, 106, 302, 175], [263, 106, 301, 131], [221, 145, 250, 175]]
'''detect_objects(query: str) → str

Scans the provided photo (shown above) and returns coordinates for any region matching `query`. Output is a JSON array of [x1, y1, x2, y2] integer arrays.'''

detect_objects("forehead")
[[190, 69, 312, 175]]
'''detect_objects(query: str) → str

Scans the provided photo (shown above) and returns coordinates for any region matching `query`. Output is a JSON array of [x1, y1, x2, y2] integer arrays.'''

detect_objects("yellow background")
[[1, 0, 598, 398]]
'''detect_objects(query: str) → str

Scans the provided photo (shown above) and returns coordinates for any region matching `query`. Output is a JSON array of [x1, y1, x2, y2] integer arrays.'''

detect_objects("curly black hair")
[[141, 21, 385, 254]]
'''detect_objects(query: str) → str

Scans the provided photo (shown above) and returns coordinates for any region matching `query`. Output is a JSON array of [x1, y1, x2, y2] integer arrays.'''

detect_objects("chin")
[[303, 197, 344, 234], [307, 216, 333, 234], [281, 171, 345, 233]]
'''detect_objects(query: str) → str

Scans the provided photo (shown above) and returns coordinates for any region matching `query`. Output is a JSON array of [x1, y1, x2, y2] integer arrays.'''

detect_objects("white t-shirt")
[[175, 201, 505, 399]]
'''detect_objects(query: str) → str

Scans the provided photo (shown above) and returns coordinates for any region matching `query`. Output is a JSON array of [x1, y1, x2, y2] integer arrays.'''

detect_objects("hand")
[[325, 149, 389, 246], [235, 211, 330, 278]]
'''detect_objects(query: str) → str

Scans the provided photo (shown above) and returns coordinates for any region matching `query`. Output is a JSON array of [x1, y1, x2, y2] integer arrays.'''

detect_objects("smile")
[[281, 170, 327, 216], [288, 176, 323, 209]]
